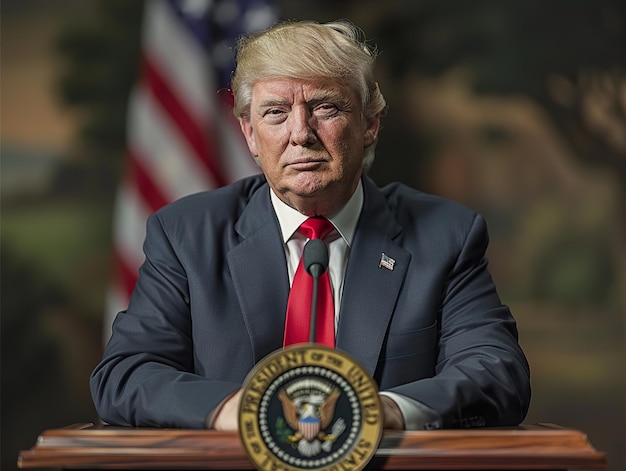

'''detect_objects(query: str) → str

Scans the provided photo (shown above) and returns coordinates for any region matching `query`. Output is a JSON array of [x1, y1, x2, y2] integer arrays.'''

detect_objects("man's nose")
[[289, 107, 316, 146]]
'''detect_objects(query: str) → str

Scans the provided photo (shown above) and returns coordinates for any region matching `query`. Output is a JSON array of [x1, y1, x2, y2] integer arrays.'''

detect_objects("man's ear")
[[239, 118, 258, 156], [364, 113, 381, 147]]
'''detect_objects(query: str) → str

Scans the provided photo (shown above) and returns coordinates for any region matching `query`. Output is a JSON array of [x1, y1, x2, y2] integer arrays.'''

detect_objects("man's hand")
[[379, 394, 405, 430], [212, 389, 243, 431], [213, 390, 402, 431]]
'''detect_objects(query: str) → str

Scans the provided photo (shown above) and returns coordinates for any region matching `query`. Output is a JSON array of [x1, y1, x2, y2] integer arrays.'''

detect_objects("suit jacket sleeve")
[[90, 209, 241, 429], [335, 179, 530, 429], [385, 213, 530, 428]]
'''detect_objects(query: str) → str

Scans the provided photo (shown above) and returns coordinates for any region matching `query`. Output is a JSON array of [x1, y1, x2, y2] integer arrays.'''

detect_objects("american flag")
[[104, 0, 277, 339], [378, 253, 395, 271]]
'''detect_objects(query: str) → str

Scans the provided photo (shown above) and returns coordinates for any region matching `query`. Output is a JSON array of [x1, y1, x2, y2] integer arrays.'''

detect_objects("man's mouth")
[[287, 157, 326, 170]]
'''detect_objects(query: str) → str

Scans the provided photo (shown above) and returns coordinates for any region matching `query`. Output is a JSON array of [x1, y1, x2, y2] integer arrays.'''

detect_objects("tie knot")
[[299, 217, 335, 240]]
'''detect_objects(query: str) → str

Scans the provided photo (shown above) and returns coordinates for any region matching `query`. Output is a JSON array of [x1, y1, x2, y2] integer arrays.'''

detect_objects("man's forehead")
[[252, 78, 352, 103]]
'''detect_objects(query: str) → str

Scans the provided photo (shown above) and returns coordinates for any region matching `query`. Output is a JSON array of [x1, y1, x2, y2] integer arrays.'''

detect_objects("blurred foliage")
[[370, 0, 626, 183], [532, 226, 615, 307], [278, 0, 625, 190], [0, 242, 99, 471], [2, 198, 114, 316], [55, 0, 144, 182]]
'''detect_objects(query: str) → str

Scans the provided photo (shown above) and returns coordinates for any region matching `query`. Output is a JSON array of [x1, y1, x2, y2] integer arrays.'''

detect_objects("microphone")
[[302, 239, 330, 343]]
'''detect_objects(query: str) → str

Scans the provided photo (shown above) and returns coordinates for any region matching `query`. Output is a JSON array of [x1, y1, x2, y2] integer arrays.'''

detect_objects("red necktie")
[[284, 218, 336, 348]]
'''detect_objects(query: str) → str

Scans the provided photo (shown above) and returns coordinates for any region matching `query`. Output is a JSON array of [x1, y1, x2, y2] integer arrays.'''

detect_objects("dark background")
[[2, 1, 624, 470]]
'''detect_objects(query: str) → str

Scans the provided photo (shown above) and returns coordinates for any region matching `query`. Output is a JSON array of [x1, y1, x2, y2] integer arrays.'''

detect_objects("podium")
[[18, 423, 606, 470]]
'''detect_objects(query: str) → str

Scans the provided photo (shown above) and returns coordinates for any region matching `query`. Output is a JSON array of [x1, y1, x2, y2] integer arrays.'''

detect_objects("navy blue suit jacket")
[[91, 174, 530, 429]]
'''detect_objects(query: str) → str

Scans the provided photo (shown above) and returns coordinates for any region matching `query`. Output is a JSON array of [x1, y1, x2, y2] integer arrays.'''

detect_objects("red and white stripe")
[[104, 0, 263, 340]]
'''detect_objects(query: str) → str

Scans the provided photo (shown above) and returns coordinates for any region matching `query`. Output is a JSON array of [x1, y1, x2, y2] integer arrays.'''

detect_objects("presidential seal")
[[239, 345, 382, 471]]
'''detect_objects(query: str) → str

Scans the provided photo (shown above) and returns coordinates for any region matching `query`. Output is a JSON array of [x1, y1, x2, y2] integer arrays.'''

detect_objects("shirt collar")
[[270, 179, 364, 246]]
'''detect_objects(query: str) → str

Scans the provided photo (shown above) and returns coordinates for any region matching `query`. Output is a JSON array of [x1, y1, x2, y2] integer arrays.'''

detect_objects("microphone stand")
[[303, 238, 329, 345], [309, 273, 320, 344]]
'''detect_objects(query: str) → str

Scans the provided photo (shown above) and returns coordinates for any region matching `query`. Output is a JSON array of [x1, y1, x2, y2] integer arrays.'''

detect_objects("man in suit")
[[90, 20, 530, 431]]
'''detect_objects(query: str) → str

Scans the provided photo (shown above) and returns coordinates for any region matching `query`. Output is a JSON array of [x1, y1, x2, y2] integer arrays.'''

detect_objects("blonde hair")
[[231, 20, 387, 169]]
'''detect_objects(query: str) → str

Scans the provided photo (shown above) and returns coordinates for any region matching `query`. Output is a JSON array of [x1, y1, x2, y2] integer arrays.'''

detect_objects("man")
[[91, 20, 530, 431]]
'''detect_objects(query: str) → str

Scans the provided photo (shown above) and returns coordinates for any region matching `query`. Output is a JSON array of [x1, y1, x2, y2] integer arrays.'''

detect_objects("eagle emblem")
[[278, 384, 346, 457]]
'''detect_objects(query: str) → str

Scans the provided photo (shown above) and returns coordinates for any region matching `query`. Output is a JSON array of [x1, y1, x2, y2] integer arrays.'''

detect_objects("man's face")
[[240, 78, 380, 216]]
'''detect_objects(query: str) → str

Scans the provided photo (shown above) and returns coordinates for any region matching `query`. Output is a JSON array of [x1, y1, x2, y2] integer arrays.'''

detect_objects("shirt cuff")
[[379, 391, 442, 430]]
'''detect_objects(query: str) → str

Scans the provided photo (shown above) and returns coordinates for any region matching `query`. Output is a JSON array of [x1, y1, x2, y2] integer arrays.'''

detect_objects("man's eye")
[[262, 108, 287, 122], [314, 103, 339, 116]]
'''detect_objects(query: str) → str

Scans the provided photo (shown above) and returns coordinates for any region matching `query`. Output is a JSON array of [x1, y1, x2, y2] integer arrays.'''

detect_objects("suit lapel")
[[227, 184, 289, 363], [336, 177, 410, 377]]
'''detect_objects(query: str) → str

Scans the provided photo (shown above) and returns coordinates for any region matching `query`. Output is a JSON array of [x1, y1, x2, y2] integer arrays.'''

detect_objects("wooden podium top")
[[18, 423, 606, 470]]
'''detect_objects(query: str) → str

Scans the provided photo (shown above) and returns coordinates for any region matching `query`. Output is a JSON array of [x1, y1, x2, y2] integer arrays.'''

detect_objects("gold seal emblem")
[[239, 345, 382, 471]]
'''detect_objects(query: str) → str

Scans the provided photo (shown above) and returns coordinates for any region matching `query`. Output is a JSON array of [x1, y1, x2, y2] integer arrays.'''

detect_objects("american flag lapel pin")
[[379, 253, 395, 271]]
